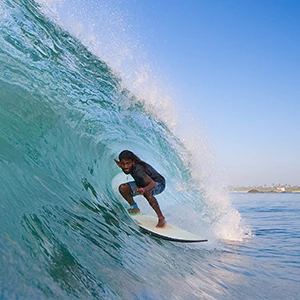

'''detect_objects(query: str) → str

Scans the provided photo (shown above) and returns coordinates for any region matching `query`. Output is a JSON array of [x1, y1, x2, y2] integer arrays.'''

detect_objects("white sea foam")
[[174, 115, 251, 241], [36, 0, 178, 129]]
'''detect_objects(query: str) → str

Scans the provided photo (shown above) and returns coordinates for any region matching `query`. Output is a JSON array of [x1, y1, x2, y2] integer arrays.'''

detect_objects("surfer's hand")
[[135, 188, 145, 195], [114, 158, 121, 167]]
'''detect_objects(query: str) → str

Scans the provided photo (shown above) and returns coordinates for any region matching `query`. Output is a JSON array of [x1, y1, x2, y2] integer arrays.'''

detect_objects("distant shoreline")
[[228, 185, 300, 194], [230, 190, 300, 194]]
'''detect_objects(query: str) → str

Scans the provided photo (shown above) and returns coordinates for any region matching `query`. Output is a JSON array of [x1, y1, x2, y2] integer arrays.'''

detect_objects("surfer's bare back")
[[114, 150, 166, 228]]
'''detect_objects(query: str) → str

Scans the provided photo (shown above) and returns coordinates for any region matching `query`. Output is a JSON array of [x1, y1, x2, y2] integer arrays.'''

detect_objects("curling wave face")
[[0, 1, 248, 299]]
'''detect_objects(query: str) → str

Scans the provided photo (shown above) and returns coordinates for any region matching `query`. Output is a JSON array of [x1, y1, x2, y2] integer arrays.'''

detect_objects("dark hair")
[[119, 150, 146, 166]]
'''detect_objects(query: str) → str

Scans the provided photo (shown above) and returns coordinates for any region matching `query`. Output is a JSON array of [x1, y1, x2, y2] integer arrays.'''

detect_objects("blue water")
[[1, 0, 299, 299], [229, 193, 300, 299]]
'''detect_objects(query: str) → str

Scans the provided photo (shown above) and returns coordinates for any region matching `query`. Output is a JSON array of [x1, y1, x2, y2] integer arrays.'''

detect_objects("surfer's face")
[[120, 159, 134, 174]]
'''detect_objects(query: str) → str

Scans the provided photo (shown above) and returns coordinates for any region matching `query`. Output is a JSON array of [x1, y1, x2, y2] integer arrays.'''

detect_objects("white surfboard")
[[112, 173, 207, 243], [130, 214, 208, 243]]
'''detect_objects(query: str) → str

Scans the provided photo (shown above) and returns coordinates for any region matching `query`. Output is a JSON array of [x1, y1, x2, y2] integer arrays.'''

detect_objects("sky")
[[50, 0, 300, 187]]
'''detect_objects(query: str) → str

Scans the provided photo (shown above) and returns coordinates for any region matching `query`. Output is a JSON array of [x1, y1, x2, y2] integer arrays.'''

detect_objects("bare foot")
[[128, 207, 140, 215], [156, 217, 166, 228]]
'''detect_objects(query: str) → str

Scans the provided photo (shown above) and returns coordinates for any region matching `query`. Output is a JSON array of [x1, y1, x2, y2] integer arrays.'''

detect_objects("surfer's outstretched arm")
[[114, 158, 121, 167]]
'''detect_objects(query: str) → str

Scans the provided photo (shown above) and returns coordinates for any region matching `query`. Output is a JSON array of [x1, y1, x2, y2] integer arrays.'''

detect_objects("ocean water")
[[1, 0, 299, 299], [229, 193, 300, 299]]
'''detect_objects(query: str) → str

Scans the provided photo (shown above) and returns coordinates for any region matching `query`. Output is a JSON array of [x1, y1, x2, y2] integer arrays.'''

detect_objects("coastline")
[[228, 185, 300, 194]]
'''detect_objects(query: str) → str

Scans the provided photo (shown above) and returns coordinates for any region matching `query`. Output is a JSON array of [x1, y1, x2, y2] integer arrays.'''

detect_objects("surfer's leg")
[[144, 193, 166, 228], [119, 183, 140, 214], [145, 183, 166, 227], [119, 183, 134, 205]]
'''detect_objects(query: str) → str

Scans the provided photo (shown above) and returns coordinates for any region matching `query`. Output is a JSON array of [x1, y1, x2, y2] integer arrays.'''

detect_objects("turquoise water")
[[1, 1, 299, 299]]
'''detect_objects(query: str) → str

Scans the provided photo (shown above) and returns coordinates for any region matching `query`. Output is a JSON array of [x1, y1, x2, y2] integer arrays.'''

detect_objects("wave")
[[0, 0, 250, 298]]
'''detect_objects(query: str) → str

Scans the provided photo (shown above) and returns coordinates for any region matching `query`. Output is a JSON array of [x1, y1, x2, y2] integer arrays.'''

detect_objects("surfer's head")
[[118, 150, 141, 174], [119, 150, 139, 162]]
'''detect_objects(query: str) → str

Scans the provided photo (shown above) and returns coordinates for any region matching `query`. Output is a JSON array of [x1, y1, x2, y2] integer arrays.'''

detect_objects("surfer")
[[114, 150, 166, 228]]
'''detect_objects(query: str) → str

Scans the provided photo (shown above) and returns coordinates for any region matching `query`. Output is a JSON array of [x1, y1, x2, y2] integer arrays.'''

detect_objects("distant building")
[[277, 187, 286, 192]]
